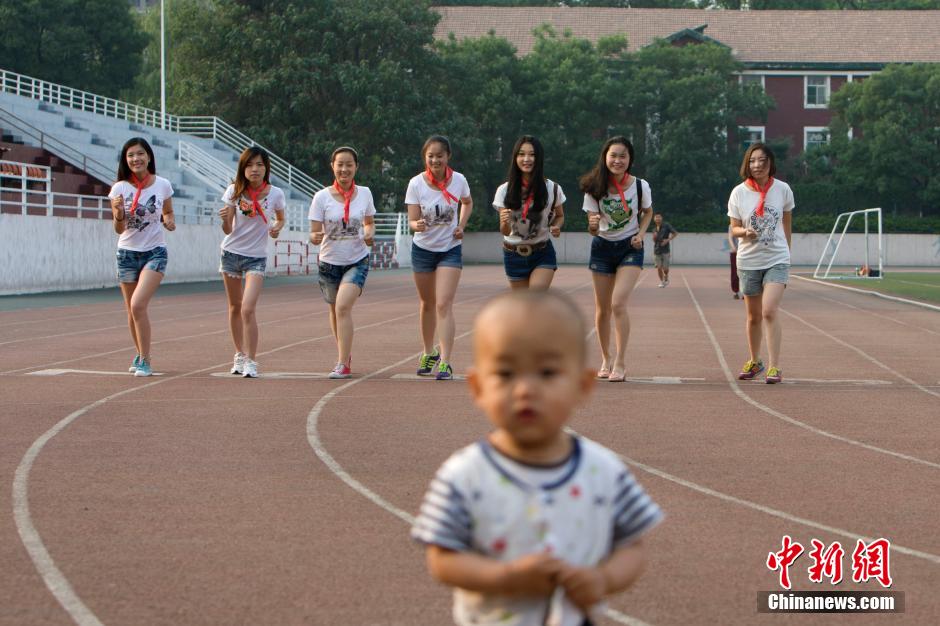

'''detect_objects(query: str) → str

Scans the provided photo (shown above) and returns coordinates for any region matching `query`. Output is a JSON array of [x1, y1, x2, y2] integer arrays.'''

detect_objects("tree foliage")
[[0, 0, 145, 98]]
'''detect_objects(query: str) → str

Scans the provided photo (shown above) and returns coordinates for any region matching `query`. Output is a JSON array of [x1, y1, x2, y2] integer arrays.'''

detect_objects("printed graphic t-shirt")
[[404, 171, 470, 253], [108, 176, 174, 252], [492, 179, 566, 245], [727, 179, 794, 270], [220, 184, 287, 258], [308, 186, 376, 266], [582, 177, 652, 242]]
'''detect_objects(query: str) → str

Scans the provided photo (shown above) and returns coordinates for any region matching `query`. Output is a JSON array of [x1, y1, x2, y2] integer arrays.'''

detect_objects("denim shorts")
[[411, 242, 462, 273], [503, 241, 557, 281], [220, 250, 266, 278], [588, 236, 644, 275], [738, 263, 789, 297], [116, 246, 167, 283], [318, 255, 370, 304]]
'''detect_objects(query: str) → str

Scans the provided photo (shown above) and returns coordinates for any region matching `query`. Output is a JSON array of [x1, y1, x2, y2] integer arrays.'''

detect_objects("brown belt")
[[503, 240, 549, 257]]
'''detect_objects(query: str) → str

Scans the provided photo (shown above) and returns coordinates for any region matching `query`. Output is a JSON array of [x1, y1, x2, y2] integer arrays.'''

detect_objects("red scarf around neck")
[[608, 172, 631, 210], [746, 177, 774, 217], [521, 178, 535, 220], [333, 179, 355, 224], [426, 166, 458, 204], [244, 182, 268, 223], [129, 173, 150, 212]]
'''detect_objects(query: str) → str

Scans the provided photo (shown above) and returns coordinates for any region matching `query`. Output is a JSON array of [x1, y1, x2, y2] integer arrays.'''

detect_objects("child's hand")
[[499, 208, 512, 228], [219, 204, 235, 220], [550, 225, 561, 238], [110, 196, 125, 220], [558, 565, 607, 613], [453, 226, 463, 240], [268, 226, 281, 239], [503, 553, 565, 596], [413, 218, 428, 233], [162, 214, 176, 231], [311, 231, 325, 245], [744, 228, 758, 241], [364, 234, 374, 247]]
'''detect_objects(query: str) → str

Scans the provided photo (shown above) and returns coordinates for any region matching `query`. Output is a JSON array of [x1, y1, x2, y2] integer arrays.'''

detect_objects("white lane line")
[[794, 289, 940, 338], [11, 287, 465, 626], [27, 369, 163, 377], [681, 275, 940, 470], [779, 307, 940, 401], [791, 275, 940, 313], [564, 428, 940, 567]]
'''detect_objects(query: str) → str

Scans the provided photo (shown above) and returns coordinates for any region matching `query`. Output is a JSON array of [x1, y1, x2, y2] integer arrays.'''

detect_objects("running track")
[[2, 266, 938, 625]]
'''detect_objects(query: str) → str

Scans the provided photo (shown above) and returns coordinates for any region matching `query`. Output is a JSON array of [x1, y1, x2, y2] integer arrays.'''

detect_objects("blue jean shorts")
[[503, 241, 557, 281], [220, 250, 267, 278], [411, 242, 462, 273], [588, 236, 644, 275], [738, 263, 789, 297], [318, 255, 370, 304], [116, 246, 167, 283]]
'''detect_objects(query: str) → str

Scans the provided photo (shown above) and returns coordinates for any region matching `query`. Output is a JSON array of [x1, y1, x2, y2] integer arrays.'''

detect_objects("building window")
[[804, 127, 830, 151], [740, 126, 765, 150], [805, 76, 830, 108], [740, 74, 765, 90]]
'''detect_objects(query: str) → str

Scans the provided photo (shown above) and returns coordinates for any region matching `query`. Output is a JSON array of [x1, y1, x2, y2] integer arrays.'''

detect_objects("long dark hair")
[[579, 136, 634, 201], [233, 146, 271, 198], [504, 135, 547, 217], [739, 142, 776, 180], [116, 137, 156, 181]]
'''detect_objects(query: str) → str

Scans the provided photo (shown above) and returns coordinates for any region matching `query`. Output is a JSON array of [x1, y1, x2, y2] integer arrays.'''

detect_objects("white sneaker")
[[663, 279, 669, 286], [231, 352, 246, 375], [243, 359, 258, 378], [658, 281, 665, 288]]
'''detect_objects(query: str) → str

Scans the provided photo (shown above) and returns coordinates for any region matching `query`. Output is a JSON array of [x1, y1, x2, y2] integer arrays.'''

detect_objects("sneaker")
[[664, 278, 669, 286], [435, 360, 453, 380], [733, 292, 741, 300], [134, 357, 153, 377], [657, 281, 665, 288], [738, 359, 764, 380], [243, 359, 259, 378], [416, 348, 440, 376], [329, 361, 351, 379], [129, 354, 142, 373], [765, 367, 782, 384], [231, 352, 246, 375]]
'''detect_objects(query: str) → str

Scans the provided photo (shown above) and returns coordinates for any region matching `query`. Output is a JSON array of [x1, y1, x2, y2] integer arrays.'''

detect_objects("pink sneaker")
[[329, 360, 351, 379]]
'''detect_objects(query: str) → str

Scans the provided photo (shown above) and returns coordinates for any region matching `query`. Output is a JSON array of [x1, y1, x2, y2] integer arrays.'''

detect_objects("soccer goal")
[[814, 208, 884, 280]]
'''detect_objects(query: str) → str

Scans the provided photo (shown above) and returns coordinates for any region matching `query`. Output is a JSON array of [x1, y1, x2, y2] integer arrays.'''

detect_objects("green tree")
[[0, 0, 145, 98], [822, 63, 940, 217]]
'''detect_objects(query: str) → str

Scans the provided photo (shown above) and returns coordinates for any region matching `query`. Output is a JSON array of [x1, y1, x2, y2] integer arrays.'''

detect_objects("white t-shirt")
[[727, 179, 794, 270], [308, 186, 376, 266], [220, 184, 286, 258], [412, 436, 663, 626], [405, 171, 470, 252], [493, 179, 566, 245], [108, 176, 174, 252], [582, 177, 652, 242]]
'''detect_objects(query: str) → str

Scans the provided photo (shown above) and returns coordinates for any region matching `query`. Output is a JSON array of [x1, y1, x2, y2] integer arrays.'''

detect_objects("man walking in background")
[[652, 213, 678, 287]]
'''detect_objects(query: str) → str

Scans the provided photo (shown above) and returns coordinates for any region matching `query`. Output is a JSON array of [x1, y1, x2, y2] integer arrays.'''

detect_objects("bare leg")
[[120, 282, 141, 355], [222, 273, 244, 355], [241, 273, 265, 359], [744, 293, 764, 363], [412, 271, 437, 355], [509, 278, 529, 290], [333, 283, 360, 365], [435, 267, 461, 363], [128, 269, 164, 359], [527, 268, 555, 291], [591, 272, 615, 373], [761, 283, 786, 369], [609, 265, 642, 377]]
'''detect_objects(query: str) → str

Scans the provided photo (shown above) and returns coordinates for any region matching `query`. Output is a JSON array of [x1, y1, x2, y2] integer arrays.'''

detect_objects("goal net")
[[814, 208, 884, 280]]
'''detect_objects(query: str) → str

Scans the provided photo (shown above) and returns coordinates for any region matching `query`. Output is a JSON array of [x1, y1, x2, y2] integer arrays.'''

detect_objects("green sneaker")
[[435, 360, 453, 380], [134, 357, 152, 377], [738, 359, 764, 380], [129, 354, 142, 373], [417, 348, 440, 376], [765, 367, 782, 384]]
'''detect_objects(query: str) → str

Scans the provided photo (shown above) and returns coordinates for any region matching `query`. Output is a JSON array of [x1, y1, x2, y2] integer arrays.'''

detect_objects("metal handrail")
[[0, 106, 113, 184], [178, 140, 232, 192], [1, 68, 324, 197]]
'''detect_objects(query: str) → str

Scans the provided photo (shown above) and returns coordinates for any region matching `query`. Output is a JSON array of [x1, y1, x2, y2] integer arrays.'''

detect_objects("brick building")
[[433, 7, 940, 157]]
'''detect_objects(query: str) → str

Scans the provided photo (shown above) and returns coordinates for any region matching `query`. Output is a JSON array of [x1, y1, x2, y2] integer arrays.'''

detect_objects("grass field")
[[809, 270, 940, 304]]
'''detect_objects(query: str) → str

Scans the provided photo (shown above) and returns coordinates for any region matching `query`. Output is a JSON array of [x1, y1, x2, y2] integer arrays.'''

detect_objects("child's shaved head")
[[473, 290, 587, 366]]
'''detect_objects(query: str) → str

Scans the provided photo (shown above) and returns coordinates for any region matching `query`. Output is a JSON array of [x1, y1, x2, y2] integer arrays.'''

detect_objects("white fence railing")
[[178, 140, 232, 192], [1, 68, 324, 198], [0, 106, 113, 184], [1, 159, 52, 190]]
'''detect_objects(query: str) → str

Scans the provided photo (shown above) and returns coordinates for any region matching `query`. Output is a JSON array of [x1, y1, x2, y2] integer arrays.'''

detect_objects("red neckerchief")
[[244, 182, 268, 223], [521, 178, 534, 220], [333, 179, 355, 225], [746, 177, 774, 217], [426, 166, 458, 204], [129, 173, 150, 211], [609, 172, 631, 210]]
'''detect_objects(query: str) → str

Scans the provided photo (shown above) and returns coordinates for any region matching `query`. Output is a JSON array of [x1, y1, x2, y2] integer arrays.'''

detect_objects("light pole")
[[160, 0, 166, 129]]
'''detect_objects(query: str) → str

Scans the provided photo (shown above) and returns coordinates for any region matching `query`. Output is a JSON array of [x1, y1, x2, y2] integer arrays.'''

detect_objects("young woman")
[[493, 135, 565, 290], [219, 147, 286, 379], [728, 143, 794, 384], [405, 135, 472, 380], [580, 136, 652, 383], [108, 137, 175, 377], [309, 146, 376, 379]]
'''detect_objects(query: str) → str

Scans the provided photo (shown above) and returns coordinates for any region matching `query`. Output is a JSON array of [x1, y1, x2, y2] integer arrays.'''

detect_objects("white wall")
[[2, 215, 936, 295]]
